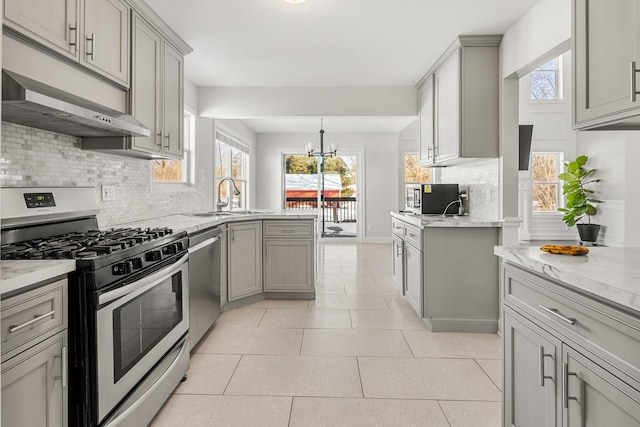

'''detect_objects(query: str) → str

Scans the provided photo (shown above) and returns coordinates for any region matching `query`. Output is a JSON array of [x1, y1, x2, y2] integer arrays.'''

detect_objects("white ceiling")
[[242, 116, 417, 133], [145, 0, 542, 133]]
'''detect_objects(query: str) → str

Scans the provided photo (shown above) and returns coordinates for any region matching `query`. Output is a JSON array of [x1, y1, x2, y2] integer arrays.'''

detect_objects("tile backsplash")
[[1, 122, 208, 227], [437, 158, 500, 220]]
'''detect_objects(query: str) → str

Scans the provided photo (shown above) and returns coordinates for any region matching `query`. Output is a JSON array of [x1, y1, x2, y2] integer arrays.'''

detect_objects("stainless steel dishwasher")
[[187, 225, 225, 350]]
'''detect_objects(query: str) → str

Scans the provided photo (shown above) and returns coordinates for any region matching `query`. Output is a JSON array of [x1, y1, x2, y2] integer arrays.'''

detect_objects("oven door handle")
[[98, 254, 188, 306]]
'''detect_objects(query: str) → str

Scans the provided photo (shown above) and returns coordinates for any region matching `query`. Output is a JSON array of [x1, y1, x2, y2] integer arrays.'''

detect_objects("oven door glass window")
[[112, 274, 183, 382]]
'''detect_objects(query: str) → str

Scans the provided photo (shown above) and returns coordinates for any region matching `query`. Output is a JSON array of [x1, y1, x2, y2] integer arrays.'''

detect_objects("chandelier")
[[305, 119, 337, 158]]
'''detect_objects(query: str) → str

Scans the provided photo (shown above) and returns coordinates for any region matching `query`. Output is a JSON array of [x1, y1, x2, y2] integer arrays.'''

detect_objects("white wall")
[[255, 132, 398, 242], [199, 87, 417, 118]]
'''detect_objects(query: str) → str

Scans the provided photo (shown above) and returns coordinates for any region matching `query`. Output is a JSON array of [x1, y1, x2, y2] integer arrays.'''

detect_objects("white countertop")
[[494, 245, 640, 315], [391, 211, 502, 228], [0, 210, 317, 296], [115, 210, 319, 235], [1, 259, 76, 296]]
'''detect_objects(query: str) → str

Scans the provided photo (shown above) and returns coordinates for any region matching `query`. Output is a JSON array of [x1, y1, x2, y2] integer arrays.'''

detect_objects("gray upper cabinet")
[[131, 13, 162, 154], [573, 0, 640, 129], [3, 0, 79, 59], [416, 35, 501, 166], [81, 0, 130, 87], [3, 0, 130, 87], [419, 75, 435, 164], [130, 13, 184, 159], [161, 41, 184, 159]]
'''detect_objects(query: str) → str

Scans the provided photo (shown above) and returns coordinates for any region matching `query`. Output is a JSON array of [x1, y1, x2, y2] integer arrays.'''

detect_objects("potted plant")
[[558, 155, 602, 243]]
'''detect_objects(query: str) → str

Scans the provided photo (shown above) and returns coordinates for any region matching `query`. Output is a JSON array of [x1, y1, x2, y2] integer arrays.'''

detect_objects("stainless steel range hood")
[[2, 70, 150, 138]]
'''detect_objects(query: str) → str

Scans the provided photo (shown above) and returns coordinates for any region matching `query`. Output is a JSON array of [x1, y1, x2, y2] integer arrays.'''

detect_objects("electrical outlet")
[[101, 185, 115, 202]]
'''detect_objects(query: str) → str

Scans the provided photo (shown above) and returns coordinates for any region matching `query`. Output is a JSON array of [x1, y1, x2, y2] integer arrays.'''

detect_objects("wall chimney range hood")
[[2, 70, 150, 139]]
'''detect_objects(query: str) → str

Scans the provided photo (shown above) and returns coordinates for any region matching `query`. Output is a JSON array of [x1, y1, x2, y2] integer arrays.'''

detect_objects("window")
[[404, 153, 431, 206], [531, 152, 563, 213], [530, 57, 561, 101], [215, 130, 249, 210], [152, 111, 195, 184]]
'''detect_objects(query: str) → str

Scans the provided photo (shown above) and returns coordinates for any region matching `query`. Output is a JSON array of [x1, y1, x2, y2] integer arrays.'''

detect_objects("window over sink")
[[215, 129, 250, 210]]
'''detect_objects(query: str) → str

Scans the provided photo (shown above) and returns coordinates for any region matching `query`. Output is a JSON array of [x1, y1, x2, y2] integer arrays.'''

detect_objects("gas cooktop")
[[0, 227, 174, 260]]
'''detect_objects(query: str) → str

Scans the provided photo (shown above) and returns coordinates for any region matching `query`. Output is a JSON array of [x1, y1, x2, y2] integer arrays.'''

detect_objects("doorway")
[[282, 152, 361, 240]]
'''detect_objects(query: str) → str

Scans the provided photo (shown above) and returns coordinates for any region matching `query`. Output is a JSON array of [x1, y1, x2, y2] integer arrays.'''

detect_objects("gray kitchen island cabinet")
[[502, 262, 640, 427], [573, 0, 640, 129], [228, 221, 263, 301], [391, 213, 500, 331], [263, 220, 315, 294]]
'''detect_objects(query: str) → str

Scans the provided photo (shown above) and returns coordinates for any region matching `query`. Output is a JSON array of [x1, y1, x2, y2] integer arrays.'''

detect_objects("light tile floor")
[[151, 243, 502, 427]]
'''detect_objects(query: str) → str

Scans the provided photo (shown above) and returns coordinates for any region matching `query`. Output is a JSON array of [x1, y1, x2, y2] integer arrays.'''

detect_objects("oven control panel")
[[23, 192, 56, 208]]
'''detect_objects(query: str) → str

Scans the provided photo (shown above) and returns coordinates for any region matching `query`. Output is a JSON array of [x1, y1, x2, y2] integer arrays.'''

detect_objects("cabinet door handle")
[[427, 146, 433, 159], [396, 244, 403, 257], [156, 132, 163, 146], [562, 362, 578, 409], [632, 61, 640, 102], [538, 305, 576, 325], [265, 242, 268, 258], [55, 346, 68, 388], [69, 24, 78, 52], [86, 33, 96, 60], [9, 310, 55, 333], [538, 346, 553, 386], [164, 132, 171, 150]]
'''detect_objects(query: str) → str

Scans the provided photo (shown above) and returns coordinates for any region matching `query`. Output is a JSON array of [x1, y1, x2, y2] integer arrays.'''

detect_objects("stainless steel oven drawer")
[[1, 278, 67, 360]]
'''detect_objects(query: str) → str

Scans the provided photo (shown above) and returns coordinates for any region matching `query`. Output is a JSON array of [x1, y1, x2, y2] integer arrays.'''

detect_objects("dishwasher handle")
[[188, 236, 219, 253]]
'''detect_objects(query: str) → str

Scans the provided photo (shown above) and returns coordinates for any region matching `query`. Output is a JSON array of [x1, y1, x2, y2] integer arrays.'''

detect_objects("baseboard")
[[264, 291, 315, 300], [424, 317, 498, 334]]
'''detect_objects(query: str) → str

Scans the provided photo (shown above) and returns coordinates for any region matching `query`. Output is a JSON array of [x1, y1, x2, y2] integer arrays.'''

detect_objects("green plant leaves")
[[556, 155, 600, 227]]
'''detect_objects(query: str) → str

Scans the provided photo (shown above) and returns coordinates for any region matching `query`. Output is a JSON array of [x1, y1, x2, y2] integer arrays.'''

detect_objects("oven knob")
[[125, 261, 134, 273], [146, 250, 162, 261], [172, 243, 183, 253], [112, 262, 131, 275], [131, 257, 143, 270]]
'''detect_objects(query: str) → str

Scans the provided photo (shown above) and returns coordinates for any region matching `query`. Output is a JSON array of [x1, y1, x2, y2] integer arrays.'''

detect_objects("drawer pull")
[[8, 310, 56, 333], [538, 346, 553, 386], [406, 233, 416, 238], [538, 305, 576, 325], [280, 229, 296, 232]]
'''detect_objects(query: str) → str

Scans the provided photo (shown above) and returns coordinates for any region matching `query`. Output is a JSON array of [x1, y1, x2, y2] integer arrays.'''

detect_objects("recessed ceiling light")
[[284, 0, 307, 4]]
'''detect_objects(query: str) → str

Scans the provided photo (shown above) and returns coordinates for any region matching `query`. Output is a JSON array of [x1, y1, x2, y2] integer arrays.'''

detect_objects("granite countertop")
[[391, 211, 502, 228], [494, 245, 640, 315], [114, 209, 319, 235], [1, 259, 76, 296]]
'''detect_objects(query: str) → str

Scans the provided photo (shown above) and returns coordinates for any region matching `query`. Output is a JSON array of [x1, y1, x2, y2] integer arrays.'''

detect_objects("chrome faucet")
[[216, 177, 241, 211]]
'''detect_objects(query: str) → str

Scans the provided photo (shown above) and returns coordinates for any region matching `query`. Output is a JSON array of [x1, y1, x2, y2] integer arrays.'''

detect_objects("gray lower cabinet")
[[391, 234, 404, 287], [573, 0, 640, 129], [1, 278, 68, 427], [504, 308, 560, 427], [404, 242, 422, 317], [2, 332, 67, 427], [263, 220, 315, 293], [228, 221, 262, 301], [503, 263, 640, 427]]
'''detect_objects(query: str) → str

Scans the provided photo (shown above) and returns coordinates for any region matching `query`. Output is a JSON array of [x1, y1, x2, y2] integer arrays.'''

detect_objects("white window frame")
[[151, 109, 196, 192], [529, 56, 563, 103], [531, 151, 564, 215], [215, 126, 250, 210]]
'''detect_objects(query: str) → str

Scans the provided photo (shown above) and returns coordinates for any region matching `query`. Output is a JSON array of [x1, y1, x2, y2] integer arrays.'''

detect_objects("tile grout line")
[[256, 308, 268, 328], [355, 356, 365, 398], [400, 329, 417, 358], [474, 358, 502, 392], [221, 354, 243, 395], [436, 400, 454, 427], [287, 396, 294, 427]]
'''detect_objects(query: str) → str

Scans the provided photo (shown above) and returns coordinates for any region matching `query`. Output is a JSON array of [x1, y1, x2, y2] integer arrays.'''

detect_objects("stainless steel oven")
[[95, 254, 189, 424]]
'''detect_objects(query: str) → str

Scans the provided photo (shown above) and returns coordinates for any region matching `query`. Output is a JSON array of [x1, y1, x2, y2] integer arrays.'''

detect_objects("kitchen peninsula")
[[495, 246, 640, 426], [391, 211, 501, 333]]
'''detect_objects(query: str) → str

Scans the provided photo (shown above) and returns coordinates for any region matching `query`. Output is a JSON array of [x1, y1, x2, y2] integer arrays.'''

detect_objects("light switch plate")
[[101, 185, 115, 201]]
